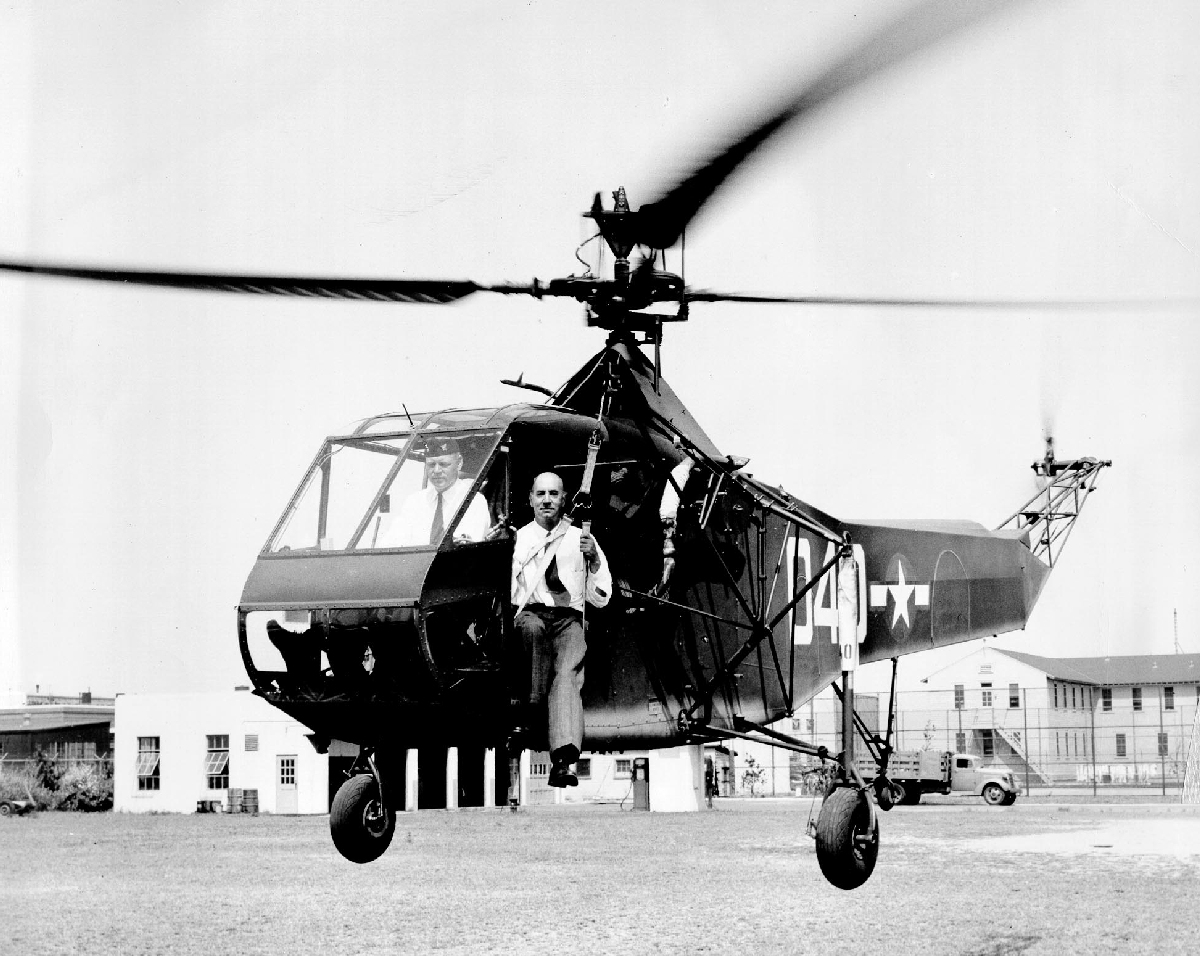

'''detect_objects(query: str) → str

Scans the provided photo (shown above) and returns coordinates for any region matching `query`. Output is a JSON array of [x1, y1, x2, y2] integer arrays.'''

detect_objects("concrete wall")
[[115, 690, 328, 814]]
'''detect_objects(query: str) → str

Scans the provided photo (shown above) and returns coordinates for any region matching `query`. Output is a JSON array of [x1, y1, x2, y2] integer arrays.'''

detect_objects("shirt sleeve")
[[585, 539, 613, 608], [455, 492, 492, 542], [511, 526, 530, 605]]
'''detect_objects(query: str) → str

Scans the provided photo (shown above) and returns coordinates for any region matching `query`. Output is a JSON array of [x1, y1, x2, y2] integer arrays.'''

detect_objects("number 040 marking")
[[785, 536, 866, 646]]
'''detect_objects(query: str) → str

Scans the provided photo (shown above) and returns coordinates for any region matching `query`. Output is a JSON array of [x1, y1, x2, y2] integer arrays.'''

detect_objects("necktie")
[[429, 492, 444, 544], [545, 553, 571, 605]]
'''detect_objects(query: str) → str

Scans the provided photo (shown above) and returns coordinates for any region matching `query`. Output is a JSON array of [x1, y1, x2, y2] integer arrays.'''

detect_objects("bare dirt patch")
[[4, 801, 1198, 955]]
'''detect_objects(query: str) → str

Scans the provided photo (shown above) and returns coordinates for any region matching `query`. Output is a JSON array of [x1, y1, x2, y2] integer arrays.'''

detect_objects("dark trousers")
[[514, 605, 585, 755]]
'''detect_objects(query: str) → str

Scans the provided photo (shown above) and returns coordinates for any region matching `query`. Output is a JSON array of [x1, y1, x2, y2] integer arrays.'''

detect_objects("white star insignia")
[[869, 560, 930, 631]]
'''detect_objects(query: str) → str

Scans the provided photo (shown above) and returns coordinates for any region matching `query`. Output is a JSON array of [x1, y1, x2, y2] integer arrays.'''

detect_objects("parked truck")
[[856, 751, 1020, 806]]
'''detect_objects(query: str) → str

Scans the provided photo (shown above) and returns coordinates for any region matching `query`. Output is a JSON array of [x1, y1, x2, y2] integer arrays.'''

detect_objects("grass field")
[[4, 800, 1199, 955]]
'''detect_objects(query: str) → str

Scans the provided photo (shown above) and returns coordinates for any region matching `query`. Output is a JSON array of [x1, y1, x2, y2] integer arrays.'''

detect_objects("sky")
[[1, 0, 1198, 701]]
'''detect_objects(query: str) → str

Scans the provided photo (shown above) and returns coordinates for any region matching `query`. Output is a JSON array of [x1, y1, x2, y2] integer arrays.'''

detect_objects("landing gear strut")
[[815, 544, 880, 889]]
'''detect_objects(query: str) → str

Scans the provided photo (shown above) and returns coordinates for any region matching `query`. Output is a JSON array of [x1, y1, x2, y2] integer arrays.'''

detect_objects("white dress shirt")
[[511, 519, 612, 613], [375, 478, 491, 547]]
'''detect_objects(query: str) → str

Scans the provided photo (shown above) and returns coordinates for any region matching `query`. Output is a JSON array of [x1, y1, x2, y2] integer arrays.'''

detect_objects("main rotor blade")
[[636, 0, 1026, 249], [0, 259, 539, 304], [684, 290, 1199, 310]]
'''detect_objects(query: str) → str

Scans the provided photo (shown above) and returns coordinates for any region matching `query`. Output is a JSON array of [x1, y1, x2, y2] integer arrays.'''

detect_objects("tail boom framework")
[[998, 446, 1112, 569]]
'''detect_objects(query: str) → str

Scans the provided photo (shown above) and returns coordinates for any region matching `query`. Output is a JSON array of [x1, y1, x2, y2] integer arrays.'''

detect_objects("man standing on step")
[[511, 472, 612, 787]]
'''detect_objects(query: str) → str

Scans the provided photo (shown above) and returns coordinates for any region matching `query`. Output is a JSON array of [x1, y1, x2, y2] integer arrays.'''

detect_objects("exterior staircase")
[[995, 725, 1053, 785]]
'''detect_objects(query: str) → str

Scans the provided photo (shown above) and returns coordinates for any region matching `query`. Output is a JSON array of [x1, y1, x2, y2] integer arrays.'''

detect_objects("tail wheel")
[[982, 782, 1007, 806], [899, 785, 921, 805], [874, 778, 903, 811], [330, 774, 396, 864], [815, 787, 880, 890]]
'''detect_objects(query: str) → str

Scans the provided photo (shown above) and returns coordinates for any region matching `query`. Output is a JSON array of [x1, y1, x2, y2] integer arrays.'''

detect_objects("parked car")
[[0, 798, 35, 816]]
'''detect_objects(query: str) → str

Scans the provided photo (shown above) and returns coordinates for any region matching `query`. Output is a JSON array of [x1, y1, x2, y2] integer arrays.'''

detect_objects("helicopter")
[[1, 0, 1136, 890]]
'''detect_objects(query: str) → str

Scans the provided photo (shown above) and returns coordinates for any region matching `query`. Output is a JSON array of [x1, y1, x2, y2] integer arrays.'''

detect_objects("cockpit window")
[[267, 428, 503, 553]]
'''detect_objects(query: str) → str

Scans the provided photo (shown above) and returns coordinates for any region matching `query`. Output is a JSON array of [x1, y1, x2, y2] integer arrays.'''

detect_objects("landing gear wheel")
[[982, 783, 1006, 806], [815, 787, 880, 890], [330, 774, 395, 864]]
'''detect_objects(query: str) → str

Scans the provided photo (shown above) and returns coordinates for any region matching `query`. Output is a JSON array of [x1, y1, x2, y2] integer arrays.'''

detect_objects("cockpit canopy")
[[267, 411, 505, 554]]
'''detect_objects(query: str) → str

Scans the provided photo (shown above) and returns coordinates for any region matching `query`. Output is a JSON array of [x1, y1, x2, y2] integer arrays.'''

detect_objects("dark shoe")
[[548, 765, 578, 788]]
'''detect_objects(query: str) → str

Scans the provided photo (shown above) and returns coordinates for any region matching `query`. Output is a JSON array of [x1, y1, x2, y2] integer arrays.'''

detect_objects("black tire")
[[982, 782, 1006, 806], [1000, 791, 1018, 806], [874, 779, 903, 811], [815, 787, 880, 890], [330, 774, 395, 864], [889, 782, 906, 806], [0, 802, 11, 817]]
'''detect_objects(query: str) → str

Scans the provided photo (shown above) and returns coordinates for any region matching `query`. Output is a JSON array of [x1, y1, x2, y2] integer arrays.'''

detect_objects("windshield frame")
[[264, 425, 506, 555]]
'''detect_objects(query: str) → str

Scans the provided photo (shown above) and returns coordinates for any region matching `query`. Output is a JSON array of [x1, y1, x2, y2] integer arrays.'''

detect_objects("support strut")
[[678, 542, 845, 731]]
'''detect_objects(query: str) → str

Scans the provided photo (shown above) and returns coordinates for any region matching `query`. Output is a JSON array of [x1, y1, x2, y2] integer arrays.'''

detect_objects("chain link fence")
[[785, 686, 1199, 795]]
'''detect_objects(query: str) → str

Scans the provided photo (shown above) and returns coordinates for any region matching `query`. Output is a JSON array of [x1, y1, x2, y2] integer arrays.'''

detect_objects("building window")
[[576, 758, 592, 779], [980, 683, 993, 708], [279, 755, 296, 785], [136, 736, 161, 791], [1116, 733, 1126, 758], [614, 758, 632, 779], [1055, 732, 1060, 757], [1164, 687, 1175, 711], [981, 730, 994, 757], [954, 732, 966, 753], [1101, 688, 1112, 712], [245, 734, 259, 752], [52, 741, 97, 760], [1071, 686, 1076, 708], [954, 685, 964, 710], [205, 735, 230, 790], [1053, 683, 1059, 708], [1009, 684, 1020, 708], [1132, 687, 1142, 712], [1158, 733, 1169, 757]]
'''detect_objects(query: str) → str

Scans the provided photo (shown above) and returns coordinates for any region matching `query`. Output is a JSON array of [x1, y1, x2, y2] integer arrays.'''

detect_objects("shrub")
[[54, 762, 114, 812], [0, 764, 55, 810]]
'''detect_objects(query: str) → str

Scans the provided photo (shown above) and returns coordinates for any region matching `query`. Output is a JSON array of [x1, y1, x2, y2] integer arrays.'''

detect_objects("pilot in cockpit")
[[378, 437, 493, 547]]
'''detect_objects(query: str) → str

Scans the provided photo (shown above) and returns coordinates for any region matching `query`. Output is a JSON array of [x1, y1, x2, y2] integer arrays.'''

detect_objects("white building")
[[115, 689, 329, 814], [901, 646, 1200, 786], [115, 689, 716, 813]]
